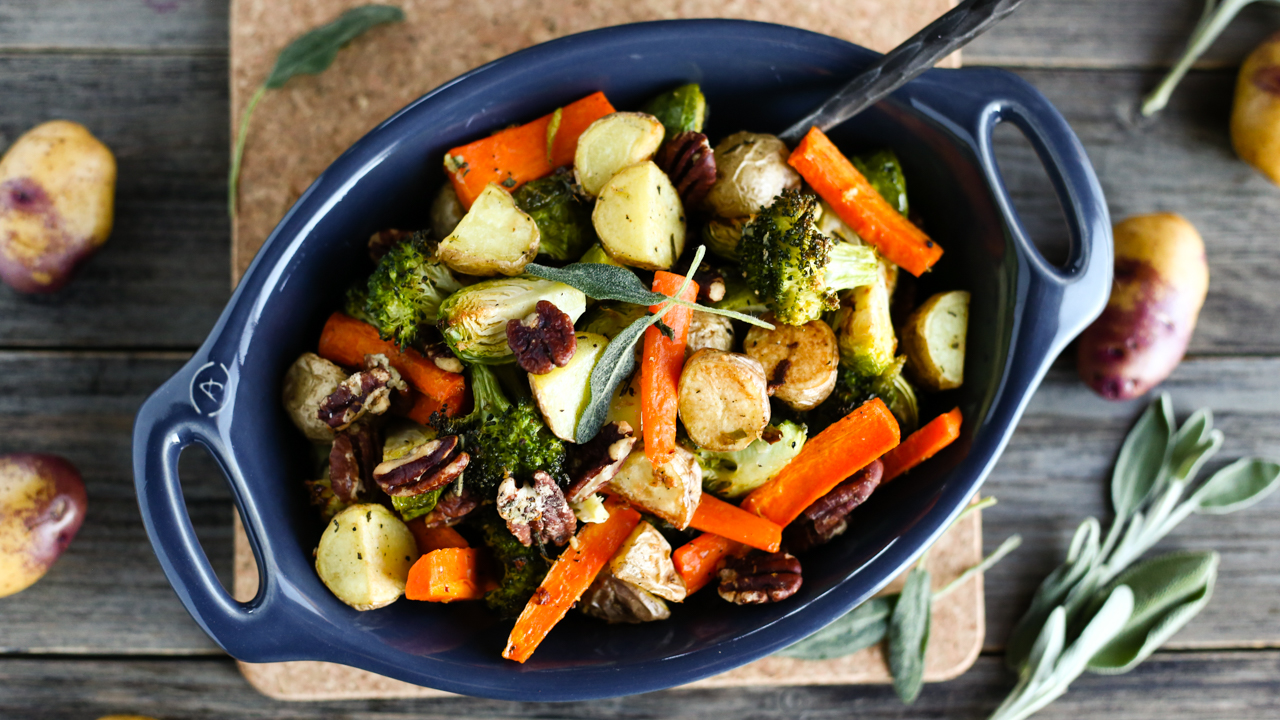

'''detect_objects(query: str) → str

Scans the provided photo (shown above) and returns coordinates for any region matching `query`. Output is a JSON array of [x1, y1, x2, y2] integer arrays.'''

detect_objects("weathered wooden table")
[[3, 1, 1280, 717]]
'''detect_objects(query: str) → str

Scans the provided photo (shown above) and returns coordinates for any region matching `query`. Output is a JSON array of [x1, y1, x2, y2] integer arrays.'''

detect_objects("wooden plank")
[[2, 651, 1279, 717], [0, 54, 230, 349], [0, 0, 229, 53], [1, 353, 1277, 656]]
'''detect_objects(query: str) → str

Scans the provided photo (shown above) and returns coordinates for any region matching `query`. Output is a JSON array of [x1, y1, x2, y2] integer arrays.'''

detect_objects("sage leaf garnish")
[[229, 4, 406, 217], [993, 394, 1279, 720], [776, 596, 894, 660], [887, 565, 932, 704], [573, 308, 665, 444]]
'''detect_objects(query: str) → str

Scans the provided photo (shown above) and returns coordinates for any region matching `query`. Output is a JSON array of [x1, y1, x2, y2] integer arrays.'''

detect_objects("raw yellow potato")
[[704, 132, 801, 218], [901, 290, 970, 391], [574, 112, 665, 196], [1077, 214, 1208, 401], [592, 160, 686, 270], [743, 316, 840, 411], [1231, 33, 1280, 185], [0, 453, 87, 598], [608, 522, 686, 602], [833, 277, 897, 377], [0, 120, 115, 293], [678, 349, 771, 452], [437, 183, 539, 276], [608, 446, 702, 529], [315, 503, 419, 611], [529, 331, 609, 441], [280, 352, 349, 442]]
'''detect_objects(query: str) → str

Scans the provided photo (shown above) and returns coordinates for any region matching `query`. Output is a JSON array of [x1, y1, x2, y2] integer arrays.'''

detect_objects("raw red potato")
[[1077, 214, 1208, 401], [1231, 32, 1280, 185], [0, 453, 87, 598]]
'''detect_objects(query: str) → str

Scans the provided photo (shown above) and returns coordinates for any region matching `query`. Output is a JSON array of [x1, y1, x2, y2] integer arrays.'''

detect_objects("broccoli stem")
[[470, 363, 511, 424], [823, 241, 881, 294]]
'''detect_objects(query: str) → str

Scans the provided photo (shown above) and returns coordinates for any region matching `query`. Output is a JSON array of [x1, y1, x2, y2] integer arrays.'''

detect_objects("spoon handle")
[[777, 0, 1028, 145]]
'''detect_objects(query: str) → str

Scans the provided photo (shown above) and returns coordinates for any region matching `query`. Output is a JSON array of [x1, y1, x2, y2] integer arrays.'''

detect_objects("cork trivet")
[[229, 0, 976, 699]]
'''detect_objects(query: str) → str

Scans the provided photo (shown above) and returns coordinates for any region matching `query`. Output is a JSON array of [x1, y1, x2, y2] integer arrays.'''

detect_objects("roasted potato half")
[[592, 160, 686, 270], [608, 446, 702, 529], [437, 183, 540, 276], [580, 570, 670, 624], [315, 503, 419, 611], [529, 331, 609, 441], [574, 112, 665, 196], [743, 316, 840, 411], [609, 522, 686, 602], [678, 349, 771, 452], [901, 290, 970, 391]]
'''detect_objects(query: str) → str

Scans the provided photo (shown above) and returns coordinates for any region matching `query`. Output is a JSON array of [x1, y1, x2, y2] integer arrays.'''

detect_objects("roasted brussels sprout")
[[431, 183, 466, 239], [702, 216, 750, 261], [580, 301, 649, 340], [695, 421, 807, 499], [641, 83, 708, 137], [513, 171, 595, 262], [437, 277, 586, 364], [852, 149, 909, 216]]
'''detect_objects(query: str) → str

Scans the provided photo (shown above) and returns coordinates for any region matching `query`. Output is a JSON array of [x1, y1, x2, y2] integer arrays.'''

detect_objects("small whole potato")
[[0, 121, 116, 293], [704, 132, 801, 218], [1078, 214, 1208, 401], [743, 316, 840, 411], [678, 349, 771, 451], [281, 352, 350, 442], [1231, 32, 1280, 185], [1, 453, 87, 598]]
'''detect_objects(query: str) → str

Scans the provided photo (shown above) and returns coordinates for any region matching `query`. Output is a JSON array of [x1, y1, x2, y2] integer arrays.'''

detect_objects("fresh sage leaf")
[[887, 566, 931, 704], [776, 597, 894, 660], [573, 310, 665, 443], [526, 262, 666, 306], [1086, 551, 1218, 674], [1192, 457, 1280, 515], [1006, 518, 1102, 670], [1112, 393, 1174, 521], [266, 5, 405, 88], [935, 534, 1022, 599]]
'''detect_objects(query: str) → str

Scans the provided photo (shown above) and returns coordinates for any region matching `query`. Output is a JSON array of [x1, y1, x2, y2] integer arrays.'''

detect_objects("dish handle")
[[132, 350, 312, 661]]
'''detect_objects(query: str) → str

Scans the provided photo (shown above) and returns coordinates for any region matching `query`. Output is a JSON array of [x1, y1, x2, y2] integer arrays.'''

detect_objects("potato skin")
[[1231, 32, 1280, 185], [0, 121, 116, 293], [0, 453, 87, 598], [704, 132, 800, 218], [1077, 214, 1208, 401]]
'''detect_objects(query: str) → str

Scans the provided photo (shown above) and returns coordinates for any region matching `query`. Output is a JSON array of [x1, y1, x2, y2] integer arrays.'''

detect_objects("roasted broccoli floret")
[[437, 390, 566, 498], [738, 190, 880, 325], [433, 363, 511, 436], [513, 172, 596, 262], [351, 231, 462, 348], [808, 360, 919, 436], [477, 513, 550, 618], [695, 421, 808, 499]]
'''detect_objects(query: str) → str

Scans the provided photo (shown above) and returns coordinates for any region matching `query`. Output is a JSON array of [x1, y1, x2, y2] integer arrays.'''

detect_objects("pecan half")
[[506, 300, 577, 375], [564, 421, 636, 502], [420, 487, 479, 527], [329, 422, 381, 503], [317, 366, 396, 431], [372, 435, 469, 498], [423, 342, 464, 374], [784, 459, 883, 553], [497, 470, 576, 547], [655, 132, 716, 208], [367, 228, 413, 263], [718, 551, 803, 604]]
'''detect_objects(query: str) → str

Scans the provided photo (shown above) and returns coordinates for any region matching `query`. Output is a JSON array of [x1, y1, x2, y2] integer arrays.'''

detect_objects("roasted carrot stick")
[[406, 521, 470, 554], [673, 533, 741, 595], [405, 548, 485, 602], [742, 397, 900, 527], [503, 500, 642, 663], [641, 271, 699, 464], [689, 494, 782, 553], [317, 312, 468, 418], [444, 91, 616, 208], [788, 127, 942, 277], [880, 407, 963, 482]]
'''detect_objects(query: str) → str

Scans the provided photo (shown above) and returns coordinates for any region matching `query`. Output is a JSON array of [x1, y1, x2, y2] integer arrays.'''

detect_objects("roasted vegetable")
[[714, 272, 769, 315], [809, 360, 918, 436], [851, 149, 909, 216], [738, 190, 880, 325], [349, 231, 462, 349], [641, 83, 707, 137], [438, 183, 540, 276], [438, 277, 586, 364], [685, 311, 735, 356], [704, 132, 801, 218], [281, 352, 350, 442], [477, 512, 551, 619], [608, 522, 686, 601], [592, 160, 686, 270], [1231, 33, 1280, 185], [431, 183, 465, 239], [460, 399, 567, 497], [0, 121, 115, 294], [529, 331, 610, 441], [695, 420, 807, 500], [315, 504, 419, 611], [702, 216, 750, 261], [513, 171, 595, 261], [580, 570, 670, 623], [579, 243, 625, 267], [605, 372, 644, 432], [609, 446, 702, 529], [581, 301, 649, 340], [381, 421, 447, 521], [678, 349, 771, 452], [832, 276, 897, 377], [574, 112, 665, 196], [304, 471, 350, 523], [0, 453, 87, 598], [901, 290, 970, 391], [1078, 214, 1208, 401], [743, 316, 840, 411]]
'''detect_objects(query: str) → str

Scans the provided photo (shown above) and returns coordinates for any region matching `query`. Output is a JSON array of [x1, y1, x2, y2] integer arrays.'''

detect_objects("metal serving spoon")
[[777, 0, 1028, 145]]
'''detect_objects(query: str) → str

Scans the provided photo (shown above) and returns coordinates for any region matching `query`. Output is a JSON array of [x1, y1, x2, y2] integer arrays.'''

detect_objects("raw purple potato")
[[0, 453, 87, 597]]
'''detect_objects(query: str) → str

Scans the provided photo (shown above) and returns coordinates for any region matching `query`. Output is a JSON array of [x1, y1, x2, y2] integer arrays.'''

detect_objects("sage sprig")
[[229, 5, 405, 217], [991, 395, 1280, 720]]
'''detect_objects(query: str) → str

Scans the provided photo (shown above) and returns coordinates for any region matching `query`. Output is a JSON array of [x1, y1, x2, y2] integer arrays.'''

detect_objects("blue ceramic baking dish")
[[133, 20, 1111, 701]]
